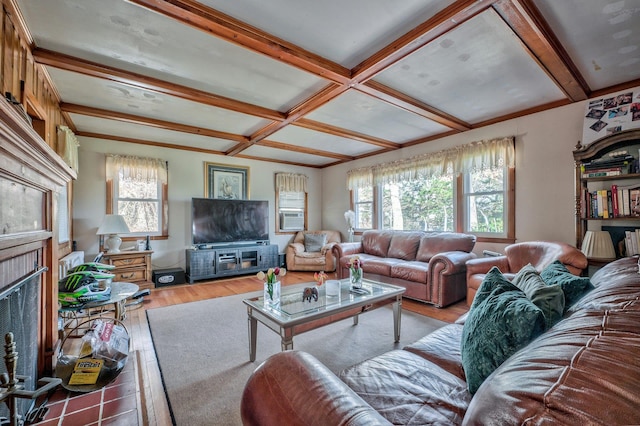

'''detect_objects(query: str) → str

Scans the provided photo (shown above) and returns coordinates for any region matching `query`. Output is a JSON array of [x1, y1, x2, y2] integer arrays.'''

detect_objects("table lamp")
[[581, 230, 616, 261], [97, 214, 130, 253]]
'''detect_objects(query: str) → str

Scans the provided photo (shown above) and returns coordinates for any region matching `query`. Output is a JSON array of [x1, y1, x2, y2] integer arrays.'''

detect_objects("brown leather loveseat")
[[465, 241, 588, 305], [332, 230, 476, 307], [241, 257, 640, 425]]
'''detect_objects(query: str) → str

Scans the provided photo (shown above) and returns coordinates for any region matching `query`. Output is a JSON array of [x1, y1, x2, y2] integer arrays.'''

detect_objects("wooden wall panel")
[[0, 2, 75, 373]]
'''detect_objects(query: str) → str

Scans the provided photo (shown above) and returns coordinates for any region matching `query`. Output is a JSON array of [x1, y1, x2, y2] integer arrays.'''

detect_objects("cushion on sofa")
[[387, 232, 422, 260], [303, 233, 327, 252], [390, 261, 429, 283], [361, 230, 394, 257], [340, 349, 471, 425], [540, 260, 594, 310], [403, 324, 465, 380], [512, 264, 565, 329], [416, 232, 475, 262], [461, 267, 546, 394]]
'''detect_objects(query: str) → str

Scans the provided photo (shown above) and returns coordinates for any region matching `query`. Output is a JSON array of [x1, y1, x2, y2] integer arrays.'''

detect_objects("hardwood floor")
[[67, 271, 469, 424]]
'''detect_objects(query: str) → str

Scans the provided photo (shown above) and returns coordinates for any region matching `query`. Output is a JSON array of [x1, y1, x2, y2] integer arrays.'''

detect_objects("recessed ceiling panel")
[[534, 0, 640, 90], [269, 126, 380, 157], [306, 90, 451, 142], [242, 145, 336, 167], [70, 114, 238, 152], [374, 9, 566, 123], [46, 68, 271, 136], [18, 0, 326, 111], [197, 0, 456, 68]]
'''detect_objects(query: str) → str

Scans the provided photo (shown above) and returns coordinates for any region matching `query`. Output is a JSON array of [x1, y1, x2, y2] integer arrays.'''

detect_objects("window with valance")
[[348, 137, 515, 241], [275, 173, 308, 233], [106, 155, 169, 238]]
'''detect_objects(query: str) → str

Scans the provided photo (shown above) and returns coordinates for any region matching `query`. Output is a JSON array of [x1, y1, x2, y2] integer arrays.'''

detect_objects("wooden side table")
[[102, 250, 154, 291]]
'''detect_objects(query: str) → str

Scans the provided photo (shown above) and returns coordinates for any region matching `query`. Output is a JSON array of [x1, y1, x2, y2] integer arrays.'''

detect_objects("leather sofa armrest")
[[429, 251, 477, 276], [241, 351, 390, 426], [465, 255, 510, 275]]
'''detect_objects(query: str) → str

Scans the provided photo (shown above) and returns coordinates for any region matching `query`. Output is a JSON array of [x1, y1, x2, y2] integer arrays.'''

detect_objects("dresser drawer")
[[113, 268, 147, 282], [111, 255, 147, 268]]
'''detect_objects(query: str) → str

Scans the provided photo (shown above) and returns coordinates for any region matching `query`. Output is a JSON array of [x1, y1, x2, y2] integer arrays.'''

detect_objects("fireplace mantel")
[[0, 95, 76, 373]]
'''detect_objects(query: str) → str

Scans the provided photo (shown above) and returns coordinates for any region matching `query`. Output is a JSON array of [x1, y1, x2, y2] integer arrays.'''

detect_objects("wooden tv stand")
[[186, 243, 278, 283]]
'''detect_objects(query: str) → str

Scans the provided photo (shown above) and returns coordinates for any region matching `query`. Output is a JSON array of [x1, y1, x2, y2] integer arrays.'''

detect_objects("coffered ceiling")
[[13, 0, 640, 167]]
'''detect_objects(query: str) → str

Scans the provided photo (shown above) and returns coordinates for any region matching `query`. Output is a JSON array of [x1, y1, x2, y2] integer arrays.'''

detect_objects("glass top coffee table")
[[242, 279, 405, 361]]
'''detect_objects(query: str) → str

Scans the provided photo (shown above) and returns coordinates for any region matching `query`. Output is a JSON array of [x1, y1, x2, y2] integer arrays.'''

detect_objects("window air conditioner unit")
[[281, 212, 304, 230]]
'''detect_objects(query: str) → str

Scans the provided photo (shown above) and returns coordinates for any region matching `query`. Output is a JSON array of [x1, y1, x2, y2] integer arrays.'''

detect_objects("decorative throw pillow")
[[540, 261, 594, 310], [512, 264, 565, 329], [461, 267, 545, 394], [303, 233, 327, 252]]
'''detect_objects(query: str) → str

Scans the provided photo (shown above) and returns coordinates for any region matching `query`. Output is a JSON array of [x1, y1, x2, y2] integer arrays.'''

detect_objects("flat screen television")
[[191, 198, 269, 245]]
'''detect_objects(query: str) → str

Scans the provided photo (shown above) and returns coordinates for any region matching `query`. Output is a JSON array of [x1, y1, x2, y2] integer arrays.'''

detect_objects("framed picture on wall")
[[204, 162, 250, 199]]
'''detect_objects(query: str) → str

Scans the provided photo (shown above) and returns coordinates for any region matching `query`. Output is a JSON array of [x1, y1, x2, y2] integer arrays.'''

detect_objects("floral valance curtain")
[[106, 155, 168, 184], [347, 137, 514, 190], [275, 172, 308, 193]]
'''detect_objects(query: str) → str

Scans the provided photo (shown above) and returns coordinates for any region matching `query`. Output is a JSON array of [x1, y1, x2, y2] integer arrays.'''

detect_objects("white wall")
[[73, 137, 323, 269], [74, 100, 587, 268], [321, 101, 586, 255]]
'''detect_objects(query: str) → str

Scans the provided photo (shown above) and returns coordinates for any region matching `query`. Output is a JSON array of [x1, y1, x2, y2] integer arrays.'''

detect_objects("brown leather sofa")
[[332, 230, 476, 307], [285, 230, 342, 272], [465, 241, 588, 306], [241, 257, 640, 425]]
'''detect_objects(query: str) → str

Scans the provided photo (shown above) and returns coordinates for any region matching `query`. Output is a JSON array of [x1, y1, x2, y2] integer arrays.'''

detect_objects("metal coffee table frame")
[[243, 279, 405, 361]]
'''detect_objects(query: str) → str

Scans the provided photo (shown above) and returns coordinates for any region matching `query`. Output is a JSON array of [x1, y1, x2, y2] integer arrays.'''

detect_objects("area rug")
[[147, 291, 447, 425]]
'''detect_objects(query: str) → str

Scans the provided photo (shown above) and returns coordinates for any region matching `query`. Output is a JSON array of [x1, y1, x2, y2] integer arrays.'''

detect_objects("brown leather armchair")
[[285, 230, 342, 272], [465, 241, 588, 306]]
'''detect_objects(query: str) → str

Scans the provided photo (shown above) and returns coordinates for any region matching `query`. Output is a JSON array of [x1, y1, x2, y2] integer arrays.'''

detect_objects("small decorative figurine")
[[302, 287, 318, 302]]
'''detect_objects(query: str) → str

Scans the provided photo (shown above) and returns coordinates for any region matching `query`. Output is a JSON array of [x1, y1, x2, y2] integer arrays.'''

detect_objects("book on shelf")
[[582, 184, 640, 219]]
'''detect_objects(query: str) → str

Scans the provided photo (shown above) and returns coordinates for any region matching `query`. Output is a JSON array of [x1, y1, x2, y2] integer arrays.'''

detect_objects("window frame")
[[350, 166, 515, 243]]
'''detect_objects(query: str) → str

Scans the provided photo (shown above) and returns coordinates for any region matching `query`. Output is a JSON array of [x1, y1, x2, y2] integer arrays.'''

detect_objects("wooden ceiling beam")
[[126, 0, 351, 84], [33, 48, 285, 121], [493, 0, 589, 101], [294, 118, 399, 149], [76, 131, 228, 155], [227, 84, 348, 155], [357, 82, 471, 131], [259, 140, 354, 161], [61, 103, 247, 142]]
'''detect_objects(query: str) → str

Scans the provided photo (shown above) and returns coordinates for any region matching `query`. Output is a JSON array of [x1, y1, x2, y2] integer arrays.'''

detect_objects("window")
[[353, 186, 374, 229], [463, 167, 507, 236], [106, 155, 168, 239], [348, 137, 515, 242], [381, 175, 454, 231], [275, 173, 308, 233]]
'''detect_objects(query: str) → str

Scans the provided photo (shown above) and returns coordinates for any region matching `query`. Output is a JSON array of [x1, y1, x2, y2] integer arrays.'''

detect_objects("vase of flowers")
[[257, 267, 286, 308], [347, 256, 363, 289]]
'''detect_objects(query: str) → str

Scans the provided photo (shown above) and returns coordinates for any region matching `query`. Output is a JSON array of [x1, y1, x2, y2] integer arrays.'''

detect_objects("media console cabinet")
[[186, 244, 278, 283]]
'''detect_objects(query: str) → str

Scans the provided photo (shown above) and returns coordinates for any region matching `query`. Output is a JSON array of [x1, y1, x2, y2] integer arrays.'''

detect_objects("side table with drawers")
[[102, 250, 154, 291]]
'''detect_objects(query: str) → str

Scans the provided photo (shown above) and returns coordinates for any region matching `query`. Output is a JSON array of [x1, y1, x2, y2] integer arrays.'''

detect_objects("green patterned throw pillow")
[[540, 261, 594, 310], [461, 267, 546, 394]]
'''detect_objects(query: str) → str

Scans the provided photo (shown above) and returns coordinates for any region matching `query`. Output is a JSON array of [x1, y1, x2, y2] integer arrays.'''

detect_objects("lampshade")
[[97, 214, 130, 253], [581, 230, 616, 260]]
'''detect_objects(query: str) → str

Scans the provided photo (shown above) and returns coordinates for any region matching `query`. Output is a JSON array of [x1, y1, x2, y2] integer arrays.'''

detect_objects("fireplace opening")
[[0, 267, 45, 421]]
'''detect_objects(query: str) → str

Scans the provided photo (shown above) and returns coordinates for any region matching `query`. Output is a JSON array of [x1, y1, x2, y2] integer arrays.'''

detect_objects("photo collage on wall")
[[582, 86, 640, 146]]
